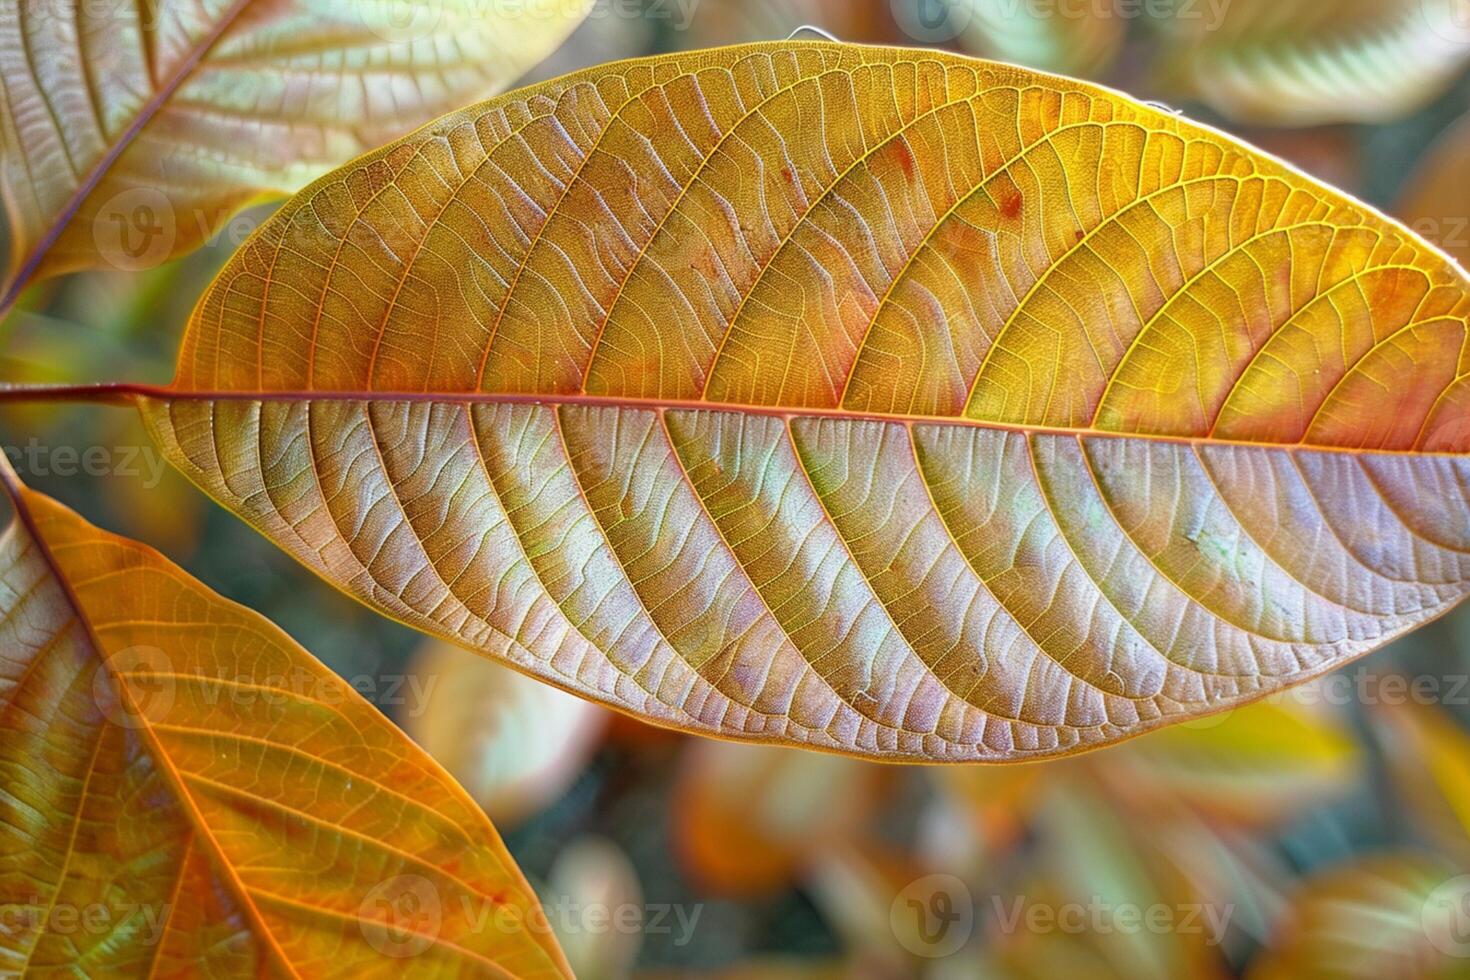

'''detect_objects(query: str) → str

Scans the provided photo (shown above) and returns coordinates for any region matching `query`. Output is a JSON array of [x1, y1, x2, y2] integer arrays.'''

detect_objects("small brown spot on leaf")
[[893, 140, 916, 180]]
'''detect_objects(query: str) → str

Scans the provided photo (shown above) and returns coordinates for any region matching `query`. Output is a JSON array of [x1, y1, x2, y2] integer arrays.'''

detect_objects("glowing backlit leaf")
[[0, 0, 591, 307], [0, 462, 570, 977], [133, 41, 1470, 762]]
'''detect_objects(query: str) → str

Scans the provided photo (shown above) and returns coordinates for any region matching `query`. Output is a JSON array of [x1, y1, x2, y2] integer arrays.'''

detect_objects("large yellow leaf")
[[0, 0, 591, 310], [129, 41, 1470, 762], [0, 459, 570, 977]]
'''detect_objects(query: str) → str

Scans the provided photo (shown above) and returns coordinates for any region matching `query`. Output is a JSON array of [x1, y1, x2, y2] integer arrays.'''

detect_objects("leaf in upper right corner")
[[1151, 0, 1470, 125]]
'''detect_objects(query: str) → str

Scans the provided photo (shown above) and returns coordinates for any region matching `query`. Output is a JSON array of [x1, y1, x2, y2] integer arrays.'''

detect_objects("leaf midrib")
[[124, 384, 1467, 458]]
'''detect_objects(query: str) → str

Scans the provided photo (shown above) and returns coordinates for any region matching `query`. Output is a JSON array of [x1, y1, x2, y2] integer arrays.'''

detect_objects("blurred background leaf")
[[954, 0, 1125, 76], [1149, 0, 1470, 125]]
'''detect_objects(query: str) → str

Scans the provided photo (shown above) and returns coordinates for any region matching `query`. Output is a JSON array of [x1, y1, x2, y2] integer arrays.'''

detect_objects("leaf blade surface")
[[0, 468, 570, 977], [141, 42, 1470, 762]]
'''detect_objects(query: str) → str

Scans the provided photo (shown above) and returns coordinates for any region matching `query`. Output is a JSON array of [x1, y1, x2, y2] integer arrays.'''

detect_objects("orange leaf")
[[131, 41, 1470, 762], [0, 459, 570, 977]]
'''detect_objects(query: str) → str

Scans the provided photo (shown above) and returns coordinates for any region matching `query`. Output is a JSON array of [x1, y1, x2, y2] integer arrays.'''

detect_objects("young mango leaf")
[[0, 0, 591, 310], [1153, 0, 1470, 126], [132, 41, 1470, 762], [0, 461, 570, 977]]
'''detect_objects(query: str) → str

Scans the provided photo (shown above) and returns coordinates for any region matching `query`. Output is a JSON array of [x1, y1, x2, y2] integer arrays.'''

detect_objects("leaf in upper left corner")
[[0, 0, 591, 301], [0, 478, 570, 977], [1399, 113, 1470, 274]]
